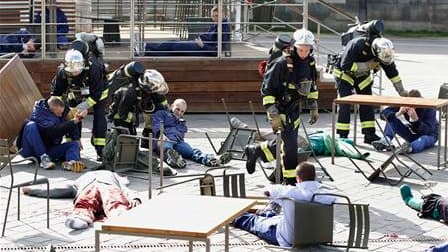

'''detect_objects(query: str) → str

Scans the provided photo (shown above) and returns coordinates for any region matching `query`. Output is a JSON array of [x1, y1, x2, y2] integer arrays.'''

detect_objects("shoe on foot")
[[152, 165, 178, 176], [398, 142, 413, 155], [40, 154, 56, 170], [364, 133, 381, 144], [372, 137, 393, 151], [400, 184, 413, 203], [165, 149, 186, 169], [65, 215, 89, 230], [245, 145, 258, 174], [218, 152, 232, 165], [63, 160, 86, 173]]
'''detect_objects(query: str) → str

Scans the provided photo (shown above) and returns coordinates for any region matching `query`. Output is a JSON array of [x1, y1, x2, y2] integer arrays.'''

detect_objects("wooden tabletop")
[[334, 94, 448, 109], [100, 195, 257, 239]]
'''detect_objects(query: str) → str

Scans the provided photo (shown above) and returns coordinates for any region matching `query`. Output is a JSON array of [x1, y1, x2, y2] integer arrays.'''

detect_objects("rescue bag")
[[340, 19, 384, 46]]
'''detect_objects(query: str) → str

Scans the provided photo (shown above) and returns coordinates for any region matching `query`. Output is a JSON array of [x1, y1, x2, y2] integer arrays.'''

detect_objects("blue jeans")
[[232, 211, 279, 245], [385, 117, 437, 153], [21, 121, 80, 162], [162, 141, 213, 165]]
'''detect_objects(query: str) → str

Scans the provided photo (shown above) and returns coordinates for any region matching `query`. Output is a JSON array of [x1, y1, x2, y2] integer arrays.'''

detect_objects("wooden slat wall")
[[0, 55, 43, 143], [0, 0, 30, 26], [0, 58, 336, 113]]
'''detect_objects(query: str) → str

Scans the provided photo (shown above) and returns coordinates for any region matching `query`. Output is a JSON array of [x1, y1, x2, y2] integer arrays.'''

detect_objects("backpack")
[[258, 34, 293, 77], [340, 19, 384, 47]]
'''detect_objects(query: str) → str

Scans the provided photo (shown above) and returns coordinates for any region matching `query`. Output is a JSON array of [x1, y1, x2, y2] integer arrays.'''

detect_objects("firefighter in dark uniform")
[[333, 36, 407, 143], [245, 29, 319, 185], [50, 48, 107, 160], [109, 69, 169, 145]]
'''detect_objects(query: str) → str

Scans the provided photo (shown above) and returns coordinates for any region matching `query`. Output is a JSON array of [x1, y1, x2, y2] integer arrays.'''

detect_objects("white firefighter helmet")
[[293, 28, 315, 47], [372, 37, 395, 65], [64, 49, 84, 76], [138, 69, 169, 95]]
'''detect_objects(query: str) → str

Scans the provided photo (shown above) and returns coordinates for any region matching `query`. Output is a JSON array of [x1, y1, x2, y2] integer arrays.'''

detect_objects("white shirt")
[[269, 181, 336, 247]]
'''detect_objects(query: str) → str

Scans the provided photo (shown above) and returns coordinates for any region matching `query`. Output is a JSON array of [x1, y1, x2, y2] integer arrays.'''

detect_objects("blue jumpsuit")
[[144, 19, 230, 56], [34, 7, 69, 46], [381, 106, 438, 153]]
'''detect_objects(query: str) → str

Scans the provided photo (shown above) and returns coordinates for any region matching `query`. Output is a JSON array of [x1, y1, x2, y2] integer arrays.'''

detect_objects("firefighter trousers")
[[336, 75, 375, 137], [91, 100, 107, 156]]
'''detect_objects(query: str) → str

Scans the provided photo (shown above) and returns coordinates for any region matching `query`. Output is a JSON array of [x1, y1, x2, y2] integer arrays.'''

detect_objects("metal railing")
[[0, 0, 356, 60]]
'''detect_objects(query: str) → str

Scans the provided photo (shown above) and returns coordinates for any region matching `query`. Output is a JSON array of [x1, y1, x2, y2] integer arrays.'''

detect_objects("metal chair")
[[282, 193, 369, 250], [0, 139, 49, 236]]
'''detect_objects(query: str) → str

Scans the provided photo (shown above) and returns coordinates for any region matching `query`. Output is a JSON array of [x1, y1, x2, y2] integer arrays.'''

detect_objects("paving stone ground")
[[1, 112, 448, 252]]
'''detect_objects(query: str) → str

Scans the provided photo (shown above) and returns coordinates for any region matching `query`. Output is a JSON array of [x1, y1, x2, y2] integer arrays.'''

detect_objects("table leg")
[[95, 230, 100, 252], [225, 224, 229, 252], [332, 102, 336, 164], [354, 104, 358, 145], [438, 108, 442, 169], [445, 105, 447, 168], [189, 240, 193, 252]]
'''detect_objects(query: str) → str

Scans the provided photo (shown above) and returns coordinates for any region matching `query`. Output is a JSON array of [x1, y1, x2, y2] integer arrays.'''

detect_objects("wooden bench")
[[0, 58, 337, 113]]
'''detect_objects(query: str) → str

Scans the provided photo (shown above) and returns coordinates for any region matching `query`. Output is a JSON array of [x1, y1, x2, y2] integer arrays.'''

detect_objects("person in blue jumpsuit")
[[0, 28, 41, 58], [333, 35, 407, 144], [143, 6, 230, 57], [34, 5, 69, 47], [372, 89, 439, 154], [16, 97, 87, 171], [244, 29, 319, 185], [50, 48, 107, 161]]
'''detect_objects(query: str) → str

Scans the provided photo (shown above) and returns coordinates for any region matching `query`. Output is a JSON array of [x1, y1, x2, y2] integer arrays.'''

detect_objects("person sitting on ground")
[[34, 1, 69, 48], [138, 6, 230, 57], [372, 89, 438, 154], [22, 170, 141, 230], [16, 96, 87, 171], [0, 28, 41, 58], [232, 162, 336, 246], [152, 98, 232, 169]]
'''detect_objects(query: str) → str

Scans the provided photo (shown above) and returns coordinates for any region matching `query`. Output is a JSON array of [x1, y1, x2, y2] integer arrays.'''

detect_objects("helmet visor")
[[378, 48, 394, 65]]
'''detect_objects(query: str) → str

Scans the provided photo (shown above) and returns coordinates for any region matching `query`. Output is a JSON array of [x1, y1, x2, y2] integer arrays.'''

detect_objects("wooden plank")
[[335, 94, 448, 109], [0, 55, 42, 143]]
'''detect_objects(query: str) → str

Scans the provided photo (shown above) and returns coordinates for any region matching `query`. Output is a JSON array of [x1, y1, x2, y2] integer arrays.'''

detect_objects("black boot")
[[267, 169, 283, 184], [245, 144, 260, 174], [364, 133, 381, 144]]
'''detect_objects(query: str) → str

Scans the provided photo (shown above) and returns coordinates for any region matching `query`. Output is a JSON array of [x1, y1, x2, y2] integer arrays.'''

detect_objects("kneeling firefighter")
[[245, 28, 320, 185]]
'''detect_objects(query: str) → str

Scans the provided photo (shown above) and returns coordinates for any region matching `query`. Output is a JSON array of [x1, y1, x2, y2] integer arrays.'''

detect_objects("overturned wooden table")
[[95, 194, 257, 252], [331, 94, 448, 169]]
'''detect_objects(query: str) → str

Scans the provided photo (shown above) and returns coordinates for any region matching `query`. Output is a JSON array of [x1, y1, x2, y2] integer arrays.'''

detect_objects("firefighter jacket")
[[334, 36, 402, 90], [109, 85, 167, 123], [261, 52, 319, 114], [29, 99, 80, 147], [50, 57, 106, 108]]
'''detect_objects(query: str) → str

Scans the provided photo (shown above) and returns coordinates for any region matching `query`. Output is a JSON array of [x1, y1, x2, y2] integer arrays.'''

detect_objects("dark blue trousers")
[[144, 41, 215, 56], [21, 121, 80, 162], [384, 117, 437, 153], [232, 211, 279, 245]]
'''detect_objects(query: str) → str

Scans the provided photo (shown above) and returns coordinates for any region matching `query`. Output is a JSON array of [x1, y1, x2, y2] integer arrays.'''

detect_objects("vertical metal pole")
[[95, 230, 100, 252], [130, 0, 135, 58], [438, 107, 442, 169], [41, 0, 46, 59], [275, 132, 282, 184], [225, 224, 229, 252], [47, 0, 57, 57], [445, 105, 447, 168], [331, 102, 335, 164], [148, 133, 152, 199], [217, 0, 223, 59], [159, 122, 164, 192], [316, 23, 320, 65], [303, 0, 308, 29]]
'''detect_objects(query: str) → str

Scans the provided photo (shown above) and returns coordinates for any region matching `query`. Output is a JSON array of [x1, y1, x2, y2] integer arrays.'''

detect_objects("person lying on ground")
[[23, 170, 141, 230], [0, 28, 41, 58], [232, 162, 336, 246]]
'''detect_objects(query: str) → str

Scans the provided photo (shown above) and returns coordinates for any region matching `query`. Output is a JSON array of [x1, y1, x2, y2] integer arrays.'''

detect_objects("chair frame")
[[0, 139, 49, 236]]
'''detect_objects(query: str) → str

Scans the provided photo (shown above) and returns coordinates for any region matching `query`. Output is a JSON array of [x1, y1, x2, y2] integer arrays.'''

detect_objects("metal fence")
[[0, 0, 354, 60]]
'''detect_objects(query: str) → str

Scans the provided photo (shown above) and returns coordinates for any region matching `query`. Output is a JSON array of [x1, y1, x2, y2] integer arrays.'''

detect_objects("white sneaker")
[[40, 154, 56, 170]]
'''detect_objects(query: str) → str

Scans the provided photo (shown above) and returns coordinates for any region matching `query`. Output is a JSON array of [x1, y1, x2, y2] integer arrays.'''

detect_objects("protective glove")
[[367, 60, 380, 71], [75, 101, 90, 111], [392, 80, 406, 96], [308, 109, 319, 125], [269, 114, 282, 133]]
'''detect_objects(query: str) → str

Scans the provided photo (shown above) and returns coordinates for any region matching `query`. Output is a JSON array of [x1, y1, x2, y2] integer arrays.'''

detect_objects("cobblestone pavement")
[[1, 111, 448, 252]]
